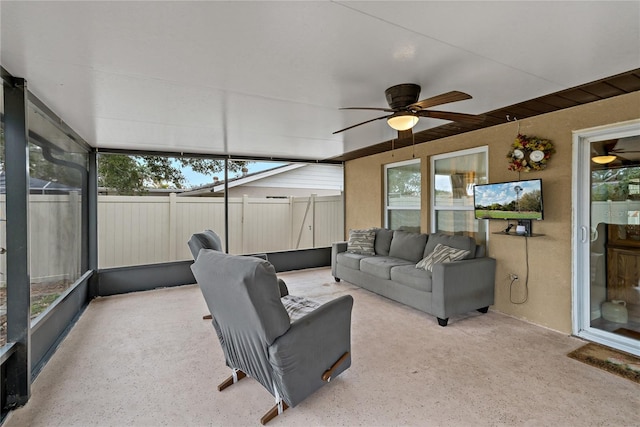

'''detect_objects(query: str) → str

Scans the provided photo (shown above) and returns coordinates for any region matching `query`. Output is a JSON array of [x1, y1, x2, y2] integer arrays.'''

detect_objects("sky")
[[474, 180, 541, 206], [182, 160, 286, 188]]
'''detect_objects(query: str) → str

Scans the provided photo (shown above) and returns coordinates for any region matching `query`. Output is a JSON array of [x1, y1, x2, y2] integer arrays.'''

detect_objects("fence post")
[[69, 191, 80, 278], [169, 193, 177, 261], [288, 196, 295, 248], [311, 193, 317, 248], [242, 194, 249, 254]]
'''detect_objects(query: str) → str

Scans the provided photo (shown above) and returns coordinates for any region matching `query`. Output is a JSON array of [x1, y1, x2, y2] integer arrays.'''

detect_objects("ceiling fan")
[[333, 83, 485, 134], [591, 137, 640, 165]]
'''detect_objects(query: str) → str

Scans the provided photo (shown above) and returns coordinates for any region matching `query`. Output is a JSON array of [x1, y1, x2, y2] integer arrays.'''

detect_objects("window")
[[431, 147, 488, 245], [97, 154, 344, 267], [385, 159, 421, 231], [28, 101, 89, 321]]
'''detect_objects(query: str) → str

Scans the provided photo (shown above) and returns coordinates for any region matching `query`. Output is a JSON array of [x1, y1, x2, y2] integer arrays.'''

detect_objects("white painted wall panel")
[[244, 164, 343, 191]]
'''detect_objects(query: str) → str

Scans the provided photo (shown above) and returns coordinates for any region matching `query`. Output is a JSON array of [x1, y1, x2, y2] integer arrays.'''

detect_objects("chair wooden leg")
[[217, 370, 246, 391], [322, 351, 350, 382], [260, 402, 289, 425]]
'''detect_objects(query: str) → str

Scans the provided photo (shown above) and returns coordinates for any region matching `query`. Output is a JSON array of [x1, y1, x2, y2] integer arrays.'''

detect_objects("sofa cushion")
[[374, 228, 394, 256], [347, 228, 376, 255], [336, 252, 368, 270], [417, 243, 470, 272], [390, 265, 433, 292], [423, 233, 476, 260], [360, 256, 413, 280], [388, 230, 428, 262]]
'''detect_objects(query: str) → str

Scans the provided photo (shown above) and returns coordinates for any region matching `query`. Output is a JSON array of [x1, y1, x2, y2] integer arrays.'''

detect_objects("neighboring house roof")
[[179, 163, 343, 197], [0, 173, 80, 194]]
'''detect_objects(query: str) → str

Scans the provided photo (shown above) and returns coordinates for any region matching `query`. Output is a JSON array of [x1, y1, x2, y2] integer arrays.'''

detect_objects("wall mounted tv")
[[473, 179, 543, 220]]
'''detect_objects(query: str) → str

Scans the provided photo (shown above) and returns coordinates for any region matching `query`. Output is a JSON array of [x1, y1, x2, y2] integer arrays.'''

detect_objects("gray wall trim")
[[97, 260, 196, 297], [97, 147, 343, 165], [30, 272, 91, 378], [88, 150, 99, 298], [3, 75, 32, 408], [96, 247, 332, 296], [0, 344, 17, 367], [265, 247, 331, 272]]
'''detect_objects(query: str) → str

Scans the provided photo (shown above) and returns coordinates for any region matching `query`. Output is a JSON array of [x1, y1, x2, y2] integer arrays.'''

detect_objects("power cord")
[[510, 234, 529, 304]]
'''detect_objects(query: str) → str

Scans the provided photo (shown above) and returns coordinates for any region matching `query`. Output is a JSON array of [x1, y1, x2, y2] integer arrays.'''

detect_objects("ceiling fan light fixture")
[[591, 155, 617, 164], [387, 114, 419, 131]]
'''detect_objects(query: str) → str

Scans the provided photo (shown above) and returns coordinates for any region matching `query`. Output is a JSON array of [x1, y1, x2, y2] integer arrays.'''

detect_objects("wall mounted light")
[[387, 113, 419, 131]]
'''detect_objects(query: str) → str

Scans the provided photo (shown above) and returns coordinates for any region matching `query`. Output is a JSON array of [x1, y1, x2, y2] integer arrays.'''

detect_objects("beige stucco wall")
[[344, 91, 640, 333]]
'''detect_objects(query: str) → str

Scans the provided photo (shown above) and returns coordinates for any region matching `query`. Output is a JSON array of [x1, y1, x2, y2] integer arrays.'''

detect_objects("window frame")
[[384, 158, 421, 230], [430, 146, 488, 240]]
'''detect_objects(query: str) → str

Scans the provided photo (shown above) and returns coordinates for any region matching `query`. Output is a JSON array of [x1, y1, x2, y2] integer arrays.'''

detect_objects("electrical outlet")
[[510, 273, 519, 281]]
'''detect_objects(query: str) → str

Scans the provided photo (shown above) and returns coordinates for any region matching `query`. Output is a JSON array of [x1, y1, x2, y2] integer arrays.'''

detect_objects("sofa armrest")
[[268, 294, 353, 407], [431, 257, 496, 319], [331, 241, 348, 277]]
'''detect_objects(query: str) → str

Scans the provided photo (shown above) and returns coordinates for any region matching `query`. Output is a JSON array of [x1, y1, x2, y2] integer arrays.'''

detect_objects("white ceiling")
[[1, 1, 638, 161]]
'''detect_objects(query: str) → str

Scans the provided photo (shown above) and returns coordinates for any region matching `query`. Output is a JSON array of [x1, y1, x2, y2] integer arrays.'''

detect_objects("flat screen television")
[[473, 179, 543, 220]]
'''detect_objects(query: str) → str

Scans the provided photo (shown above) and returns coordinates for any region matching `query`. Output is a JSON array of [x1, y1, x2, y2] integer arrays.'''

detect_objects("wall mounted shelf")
[[492, 231, 545, 237]]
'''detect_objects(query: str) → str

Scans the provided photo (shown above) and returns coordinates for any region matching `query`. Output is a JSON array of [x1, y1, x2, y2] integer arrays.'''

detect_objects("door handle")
[[580, 226, 588, 243]]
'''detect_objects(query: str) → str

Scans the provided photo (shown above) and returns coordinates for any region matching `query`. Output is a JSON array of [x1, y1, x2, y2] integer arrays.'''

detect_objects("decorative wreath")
[[507, 133, 555, 172]]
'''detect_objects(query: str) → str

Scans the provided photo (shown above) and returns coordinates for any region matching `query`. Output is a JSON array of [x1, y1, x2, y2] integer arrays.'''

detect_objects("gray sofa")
[[331, 228, 495, 326]]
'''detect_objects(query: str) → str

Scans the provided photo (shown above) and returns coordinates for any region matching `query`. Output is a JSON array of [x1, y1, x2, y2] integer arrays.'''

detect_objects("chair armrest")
[[331, 241, 348, 277], [277, 279, 289, 297], [268, 294, 353, 407], [431, 257, 496, 319]]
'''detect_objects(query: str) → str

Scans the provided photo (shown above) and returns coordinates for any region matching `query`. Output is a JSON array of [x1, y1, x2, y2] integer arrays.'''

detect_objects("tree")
[[387, 167, 421, 198], [591, 166, 640, 201], [97, 154, 249, 195], [518, 190, 541, 213]]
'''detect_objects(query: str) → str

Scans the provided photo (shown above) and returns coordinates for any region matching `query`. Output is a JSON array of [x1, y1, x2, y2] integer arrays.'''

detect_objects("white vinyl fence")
[[98, 193, 344, 268], [0, 193, 343, 281], [0, 194, 83, 286]]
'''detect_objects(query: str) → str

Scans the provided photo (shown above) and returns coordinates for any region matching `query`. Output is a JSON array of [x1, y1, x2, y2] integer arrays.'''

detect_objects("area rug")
[[568, 342, 640, 384]]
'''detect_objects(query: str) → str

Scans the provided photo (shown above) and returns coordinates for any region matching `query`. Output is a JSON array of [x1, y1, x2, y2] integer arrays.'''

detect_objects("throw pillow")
[[347, 228, 376, 255], [423, 233, 476, 260], [416, 243, 470, 272]]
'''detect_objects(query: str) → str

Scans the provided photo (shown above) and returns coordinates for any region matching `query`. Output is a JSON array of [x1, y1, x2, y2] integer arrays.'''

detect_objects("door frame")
[[571, 118, 640, 356]]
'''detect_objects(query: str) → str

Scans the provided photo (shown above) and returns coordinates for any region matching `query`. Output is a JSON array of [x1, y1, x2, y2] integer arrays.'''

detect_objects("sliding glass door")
[[573, 120, 640, 356]]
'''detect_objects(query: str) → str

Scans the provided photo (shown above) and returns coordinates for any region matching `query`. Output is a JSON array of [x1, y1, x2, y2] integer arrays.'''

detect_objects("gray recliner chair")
[[191, 249, 353, 425], [188, 229, 224, 257], [188, 229, 288, 297]]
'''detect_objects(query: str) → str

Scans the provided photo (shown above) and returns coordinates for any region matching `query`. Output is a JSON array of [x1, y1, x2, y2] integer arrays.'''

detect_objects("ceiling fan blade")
[[610, 149, 640, 153], [417, 110, 486, 124], [339, 107, 396, 112], [333, 114, 391, 134], [408, 91, 472, 111]]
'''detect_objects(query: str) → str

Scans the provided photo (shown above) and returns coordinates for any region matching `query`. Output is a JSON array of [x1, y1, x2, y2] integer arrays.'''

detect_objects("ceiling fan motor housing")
[[385, 83, 421, 110]]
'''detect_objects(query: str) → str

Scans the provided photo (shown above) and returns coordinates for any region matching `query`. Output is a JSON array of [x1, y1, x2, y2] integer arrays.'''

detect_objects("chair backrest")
[[188, 229, 223, 259], [191, 249, 290, 393]]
